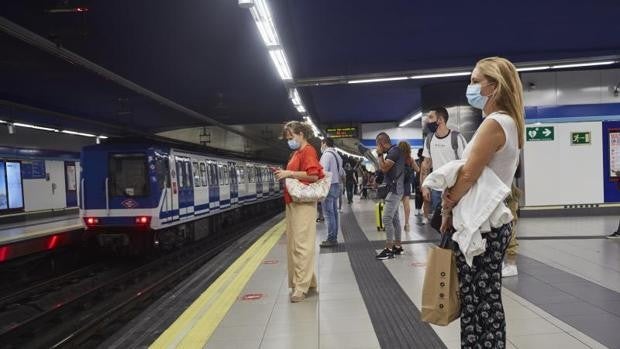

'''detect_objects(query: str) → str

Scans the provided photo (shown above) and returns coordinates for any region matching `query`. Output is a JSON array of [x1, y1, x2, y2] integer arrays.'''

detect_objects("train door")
[[169, 154, 179, 220], [64, 161, 78, 207], [176, 157, 194, 217], [256, 167, 263, 198], [229, 162, 239, 205], [208, 161, 219, 209]]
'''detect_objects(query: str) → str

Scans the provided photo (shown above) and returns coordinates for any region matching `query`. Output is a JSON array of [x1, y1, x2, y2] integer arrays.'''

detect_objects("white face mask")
[[466, 84, 488, 110]]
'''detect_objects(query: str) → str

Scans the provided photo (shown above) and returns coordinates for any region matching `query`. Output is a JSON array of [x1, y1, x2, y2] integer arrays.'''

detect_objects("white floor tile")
[[510, 333, 591, 349]]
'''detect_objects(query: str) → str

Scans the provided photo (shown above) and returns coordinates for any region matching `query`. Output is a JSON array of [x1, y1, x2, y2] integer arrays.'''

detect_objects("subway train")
[[80, 139, 284, 251]]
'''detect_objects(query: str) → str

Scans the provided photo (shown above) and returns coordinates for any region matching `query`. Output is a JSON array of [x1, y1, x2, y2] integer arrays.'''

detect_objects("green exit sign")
[[571, 132, 591, 145], [526, 126, 554, 141]]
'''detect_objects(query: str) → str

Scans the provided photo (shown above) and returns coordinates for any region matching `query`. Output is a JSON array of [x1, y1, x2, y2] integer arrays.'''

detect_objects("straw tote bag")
[[285, 171, 332, 202]]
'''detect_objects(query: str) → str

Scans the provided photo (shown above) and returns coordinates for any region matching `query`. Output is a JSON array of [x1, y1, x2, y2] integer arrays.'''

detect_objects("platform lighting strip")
[[398, 111, 423, 127], [345, 60, 618, 85], [0, 119, 107, 139]]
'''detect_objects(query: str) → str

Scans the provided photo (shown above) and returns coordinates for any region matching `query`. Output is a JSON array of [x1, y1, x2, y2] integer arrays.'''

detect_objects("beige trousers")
[[506, 222, 519, 258], [285, 202, 318, 293]]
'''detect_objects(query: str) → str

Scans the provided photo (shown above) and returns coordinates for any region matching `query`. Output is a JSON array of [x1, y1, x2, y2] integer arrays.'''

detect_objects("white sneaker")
[[502, 263, 518, 277], [422, 217, 428, 225]]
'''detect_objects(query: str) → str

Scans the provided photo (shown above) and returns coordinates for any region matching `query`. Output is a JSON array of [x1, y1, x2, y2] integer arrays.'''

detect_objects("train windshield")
[[109, 153, 149, 197]]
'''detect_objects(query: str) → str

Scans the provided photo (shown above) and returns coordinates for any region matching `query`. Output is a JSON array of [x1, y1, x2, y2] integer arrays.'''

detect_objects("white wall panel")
[[523, 122, 604, 206], [361, 122, 422, 142], [522, 72, 557, 106], [23, 161, 67, 211], [556, 70, 603, 105]]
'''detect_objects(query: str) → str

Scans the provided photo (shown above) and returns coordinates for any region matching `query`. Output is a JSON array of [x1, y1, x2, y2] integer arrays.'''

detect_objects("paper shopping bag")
[[421, 243, 460, 326]]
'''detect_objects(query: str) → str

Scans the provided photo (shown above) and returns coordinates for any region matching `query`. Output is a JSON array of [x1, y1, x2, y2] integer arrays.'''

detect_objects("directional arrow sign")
[[526, 126, 554, 141]]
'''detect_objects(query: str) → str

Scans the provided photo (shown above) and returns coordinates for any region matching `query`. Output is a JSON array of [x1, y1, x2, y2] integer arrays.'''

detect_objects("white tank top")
[[462, 112, 519, 188]]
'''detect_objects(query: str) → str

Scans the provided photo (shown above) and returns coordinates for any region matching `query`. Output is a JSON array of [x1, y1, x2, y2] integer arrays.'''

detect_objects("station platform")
[[104, 199, 619, 349], [0, 214, 84, 262]]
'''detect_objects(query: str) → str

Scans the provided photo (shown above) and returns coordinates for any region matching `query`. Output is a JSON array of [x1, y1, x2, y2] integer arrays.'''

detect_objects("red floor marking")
[[410, 261, 427, 267], [240, 293, 264, 301], [263, 259, 279, 264]]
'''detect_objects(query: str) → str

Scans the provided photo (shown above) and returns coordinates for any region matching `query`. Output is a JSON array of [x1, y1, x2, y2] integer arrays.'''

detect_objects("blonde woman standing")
[[440, 57, 524, 348], [275, 121, 324, 303]]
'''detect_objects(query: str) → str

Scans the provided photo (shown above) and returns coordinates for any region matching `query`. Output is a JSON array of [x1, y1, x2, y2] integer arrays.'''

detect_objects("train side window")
[[212, 164, 219, 185], [222, 165, 229, 185], [185, 162, 193, 187], [200, 162, 208, 186], [192, 161, 200, 187], [156, 157, 170, 189]]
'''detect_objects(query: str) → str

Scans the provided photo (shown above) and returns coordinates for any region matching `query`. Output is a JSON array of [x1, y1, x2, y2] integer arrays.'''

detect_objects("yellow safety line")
[[150, 220, 285, 349]]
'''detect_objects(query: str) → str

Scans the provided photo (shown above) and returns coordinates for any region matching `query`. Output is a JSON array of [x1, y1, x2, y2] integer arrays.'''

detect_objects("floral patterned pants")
[[453, 224, 512, 349]]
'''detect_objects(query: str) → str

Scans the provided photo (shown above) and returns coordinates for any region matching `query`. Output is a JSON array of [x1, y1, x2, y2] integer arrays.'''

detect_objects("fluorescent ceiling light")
[[268, 48, 292, 80], [398, 112, 423, 127], [62, 130, 96, 137], [98, 135, 109, 139], [14, 122, 59, 132], [347, 76, 409, 84], [295, 105, 306, 113], [516, 66, 551, 72], [551, 61, 616, 69], [410, 72, 471, 79], [249, 0, 279, 47]]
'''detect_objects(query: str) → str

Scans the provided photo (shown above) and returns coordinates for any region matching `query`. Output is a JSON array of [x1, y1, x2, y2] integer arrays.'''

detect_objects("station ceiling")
[[1, 1, 620, 136]]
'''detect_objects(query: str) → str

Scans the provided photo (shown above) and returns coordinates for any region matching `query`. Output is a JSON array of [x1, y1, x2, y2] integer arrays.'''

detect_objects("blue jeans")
[[431, 189, 442, 212], [323, 183, 340, 241], [383, 192, 403, 242]]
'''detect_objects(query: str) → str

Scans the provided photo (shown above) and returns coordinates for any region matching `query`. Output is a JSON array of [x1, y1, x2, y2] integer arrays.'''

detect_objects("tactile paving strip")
[[340, 209, 446, 348]]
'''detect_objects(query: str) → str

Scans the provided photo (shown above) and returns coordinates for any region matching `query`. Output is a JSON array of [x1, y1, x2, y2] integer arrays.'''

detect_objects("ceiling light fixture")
[[249, 0, 280, 47], [268, 49, 293, 81], [61, 130, 96, 137], [347, 76, 409, 84], [13, 122, 59, 132], [410, 72, 471, 79], [551, 60, 616, 69], [398, 112, 423, 127], [516, 66, 551, 72]]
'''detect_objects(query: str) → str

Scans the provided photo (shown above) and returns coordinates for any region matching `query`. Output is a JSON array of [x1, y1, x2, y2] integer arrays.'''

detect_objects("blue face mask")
[[466, 84, 488, 110], [288, 139, 301, 150]]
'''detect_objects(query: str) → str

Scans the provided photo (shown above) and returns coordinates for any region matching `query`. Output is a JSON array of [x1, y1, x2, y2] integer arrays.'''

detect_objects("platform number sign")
[[571, 132, 591, 145], [526, 126, 554, 142]]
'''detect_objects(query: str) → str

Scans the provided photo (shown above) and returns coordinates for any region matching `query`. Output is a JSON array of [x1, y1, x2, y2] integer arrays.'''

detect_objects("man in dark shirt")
[[375, 132, 405, 260]]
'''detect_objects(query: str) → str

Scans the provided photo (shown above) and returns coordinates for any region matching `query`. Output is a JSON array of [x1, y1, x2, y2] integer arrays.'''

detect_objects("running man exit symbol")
[[526, 126, 554, 141], [571, 132, 591, 145]]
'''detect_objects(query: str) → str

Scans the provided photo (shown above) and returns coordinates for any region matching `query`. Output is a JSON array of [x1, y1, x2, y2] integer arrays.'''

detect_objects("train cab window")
[[176, 161, 185, 188], [109, 153, 148, 197], [192, 161, 200, 187], [199, 162, 208, 186]]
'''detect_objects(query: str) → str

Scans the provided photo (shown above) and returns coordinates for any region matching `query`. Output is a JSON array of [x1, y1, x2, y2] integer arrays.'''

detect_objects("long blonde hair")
[[475, 57, 525, 149]]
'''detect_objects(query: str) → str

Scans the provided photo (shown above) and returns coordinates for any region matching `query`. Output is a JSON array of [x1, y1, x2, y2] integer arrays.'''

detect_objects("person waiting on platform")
[[414, 148, 425, 216], [275, 121, 324, 303], [398, 141, 420, 232], [319, 137, 344, 247], [375, 132, 405, 260], [439, 56, 524, 348], [344, 160, 357, 204], [420, 107, 467, 224]]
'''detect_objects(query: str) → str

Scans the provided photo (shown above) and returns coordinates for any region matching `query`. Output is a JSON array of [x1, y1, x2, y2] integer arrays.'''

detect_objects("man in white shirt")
[[319, 138, 344, 247], [420, 107, 467, 223]]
